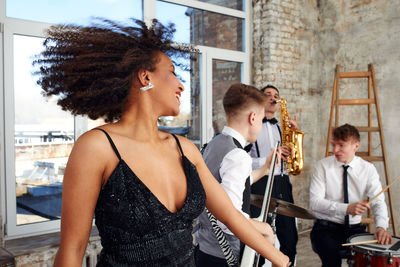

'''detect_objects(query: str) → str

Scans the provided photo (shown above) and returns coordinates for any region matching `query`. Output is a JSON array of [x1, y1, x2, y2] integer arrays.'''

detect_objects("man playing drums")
[[309, 124, 392, 267]]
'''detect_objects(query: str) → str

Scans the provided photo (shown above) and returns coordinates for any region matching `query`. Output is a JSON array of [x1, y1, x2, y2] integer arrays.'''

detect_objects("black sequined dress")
[[94, 129, 206, 266]]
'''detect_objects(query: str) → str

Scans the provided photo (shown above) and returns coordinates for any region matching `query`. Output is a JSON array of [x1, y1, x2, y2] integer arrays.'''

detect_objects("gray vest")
[[196, 133, 250, 259]]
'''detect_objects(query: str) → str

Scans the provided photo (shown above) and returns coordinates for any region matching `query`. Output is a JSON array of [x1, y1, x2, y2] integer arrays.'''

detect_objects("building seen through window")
[[1, 0, 250, 237]]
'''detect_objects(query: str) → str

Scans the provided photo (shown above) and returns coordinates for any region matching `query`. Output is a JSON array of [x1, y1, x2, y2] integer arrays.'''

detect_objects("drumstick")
[[367, 175, 400, 205], [342, 239, 378, 246], [350, 175, 400, 218]]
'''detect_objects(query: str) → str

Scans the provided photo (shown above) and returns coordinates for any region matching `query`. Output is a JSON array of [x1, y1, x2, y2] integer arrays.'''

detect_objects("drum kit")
[[346, 233, 400, 267], [250, 194, 315, 233], [250, 195, 400, 267], [250, 194, 315, 220]]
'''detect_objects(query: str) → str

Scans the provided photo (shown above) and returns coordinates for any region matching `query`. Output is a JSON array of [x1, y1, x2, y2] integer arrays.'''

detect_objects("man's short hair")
[[223, 83, 267, 117], [332, 124, 360, 142], [261, 84, 279, 95]]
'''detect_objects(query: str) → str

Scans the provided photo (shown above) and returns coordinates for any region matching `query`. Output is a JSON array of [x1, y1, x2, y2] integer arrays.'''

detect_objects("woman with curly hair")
[[34, 19, 289, 267]]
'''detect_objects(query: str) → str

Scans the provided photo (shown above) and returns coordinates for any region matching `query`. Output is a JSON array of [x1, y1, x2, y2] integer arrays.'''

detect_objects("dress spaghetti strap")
[[171, 134, 184, 157], [93, 128, 122, 161]]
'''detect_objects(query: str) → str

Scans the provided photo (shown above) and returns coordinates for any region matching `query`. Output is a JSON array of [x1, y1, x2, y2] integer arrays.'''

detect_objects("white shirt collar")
[[333, 155, 359, 169], [222, 126, 247, 148]]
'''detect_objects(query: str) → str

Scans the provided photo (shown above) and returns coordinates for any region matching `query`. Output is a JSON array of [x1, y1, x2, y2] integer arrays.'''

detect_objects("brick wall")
[[252, 0, 400, 233], [8, 237, 101, 267], [253, 0, 320, 231]]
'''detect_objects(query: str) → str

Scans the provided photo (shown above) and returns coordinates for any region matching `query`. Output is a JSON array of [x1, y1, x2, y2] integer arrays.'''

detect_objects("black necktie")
[[263, 117, 278, 124], [343, 165, 350, 228]]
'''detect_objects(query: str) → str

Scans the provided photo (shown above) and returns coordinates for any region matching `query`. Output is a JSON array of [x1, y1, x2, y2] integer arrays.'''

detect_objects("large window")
[[13, 35, 74, 226], [155, 0, 250, 144], [0, 0, 251, 238], [196, 0, 244, 11], [157, 1, 245, 51], [2, 0, 143, 238], [6, 0, 142, 25], [211, 60, 243, 133]]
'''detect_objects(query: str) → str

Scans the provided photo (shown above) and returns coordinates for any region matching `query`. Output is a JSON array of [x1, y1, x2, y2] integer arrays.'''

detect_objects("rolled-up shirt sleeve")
[[366, 165, 389, 229], [217, 149, 252, 234]]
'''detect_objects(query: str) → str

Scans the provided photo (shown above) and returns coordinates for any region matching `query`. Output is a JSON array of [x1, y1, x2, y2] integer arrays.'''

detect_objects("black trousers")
[[250, 174, 298, 267], [310, 219, 367, 267], [195, 246, 230, 267]]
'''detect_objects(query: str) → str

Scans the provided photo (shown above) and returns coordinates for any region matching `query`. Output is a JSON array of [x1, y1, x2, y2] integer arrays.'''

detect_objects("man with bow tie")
[[248, 85, 299, 267], [196, 83, 289, 267]]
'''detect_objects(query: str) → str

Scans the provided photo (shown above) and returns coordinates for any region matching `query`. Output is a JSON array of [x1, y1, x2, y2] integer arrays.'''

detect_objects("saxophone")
[[275, 98, 305, 175]]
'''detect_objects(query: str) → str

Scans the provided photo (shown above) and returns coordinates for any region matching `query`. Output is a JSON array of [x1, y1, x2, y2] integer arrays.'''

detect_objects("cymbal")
[[250, 195, 316, 220]]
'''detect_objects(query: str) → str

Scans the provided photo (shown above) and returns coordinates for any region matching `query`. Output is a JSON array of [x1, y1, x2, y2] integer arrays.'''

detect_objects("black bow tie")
[[263, 117, 278, 124], [243, 143, 253, 153]]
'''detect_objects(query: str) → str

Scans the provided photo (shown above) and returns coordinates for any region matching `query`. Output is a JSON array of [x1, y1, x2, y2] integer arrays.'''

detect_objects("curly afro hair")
[[34, 18, 196, 122]]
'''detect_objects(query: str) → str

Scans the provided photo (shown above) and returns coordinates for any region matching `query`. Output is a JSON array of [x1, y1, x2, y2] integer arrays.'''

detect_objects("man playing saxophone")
[[248, 85, 299, 267]]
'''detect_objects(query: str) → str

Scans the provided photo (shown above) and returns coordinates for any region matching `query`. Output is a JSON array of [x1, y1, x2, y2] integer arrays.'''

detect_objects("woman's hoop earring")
[[140, 82, 154, 91]]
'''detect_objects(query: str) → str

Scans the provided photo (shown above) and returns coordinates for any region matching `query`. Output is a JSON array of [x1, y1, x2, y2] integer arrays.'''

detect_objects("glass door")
[[200, 47, 249, 144]]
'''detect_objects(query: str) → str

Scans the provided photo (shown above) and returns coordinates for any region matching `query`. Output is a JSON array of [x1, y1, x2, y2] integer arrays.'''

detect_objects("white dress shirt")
[[217, 126, 252, 234], [310, 155, 389, 229], [249, 120, 286, 175]]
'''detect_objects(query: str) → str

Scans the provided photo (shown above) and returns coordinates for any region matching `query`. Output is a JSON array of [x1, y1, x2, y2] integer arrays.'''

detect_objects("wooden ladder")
[[325, 63, 398, 236]]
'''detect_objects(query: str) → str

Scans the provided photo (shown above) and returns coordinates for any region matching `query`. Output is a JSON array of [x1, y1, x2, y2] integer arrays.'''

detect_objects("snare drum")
[[347, 233, 400, 267]]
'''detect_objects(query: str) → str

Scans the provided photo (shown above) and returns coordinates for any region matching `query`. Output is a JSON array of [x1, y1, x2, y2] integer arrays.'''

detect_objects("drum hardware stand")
[[326, 63, 398, 236], [267, 205, 279, 234], [366, 251, 372, 262], [347, 250, 356, 267], [387, 252, 393, 265]]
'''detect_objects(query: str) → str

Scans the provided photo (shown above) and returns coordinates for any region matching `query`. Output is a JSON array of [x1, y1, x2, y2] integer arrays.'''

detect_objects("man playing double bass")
[[248, 85, 299, 266]]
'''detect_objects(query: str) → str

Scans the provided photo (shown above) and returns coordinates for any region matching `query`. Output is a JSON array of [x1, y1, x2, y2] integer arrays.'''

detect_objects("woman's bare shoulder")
[[75, 128, 107, 148], [70, 128, 117, 162], [172, 135, 202, 164]]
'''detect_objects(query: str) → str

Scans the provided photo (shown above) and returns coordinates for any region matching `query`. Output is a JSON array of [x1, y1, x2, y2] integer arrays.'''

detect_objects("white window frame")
[[0, 0, 252, 239], [2, 17, 91, 238], [147, 0, 252, 143], [199, 46, 250, 143]]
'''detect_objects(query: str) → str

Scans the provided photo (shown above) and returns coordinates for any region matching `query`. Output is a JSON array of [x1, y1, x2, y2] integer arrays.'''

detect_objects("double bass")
[[240, 142, 280, 267]]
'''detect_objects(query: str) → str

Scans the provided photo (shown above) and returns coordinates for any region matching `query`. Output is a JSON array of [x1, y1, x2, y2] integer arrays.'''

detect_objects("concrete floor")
[[295, 230, 347, 267], [295, 230, 321, 266]]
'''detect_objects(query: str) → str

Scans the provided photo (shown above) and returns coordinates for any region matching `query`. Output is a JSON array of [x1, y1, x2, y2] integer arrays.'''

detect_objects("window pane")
[[6, 0, 142, 25], [212, 60, 242, 134], [196, 0, 244, 11], [14, 35, 74, 225], [157, 1, 244, 51], [158, 58, 201, 147]]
